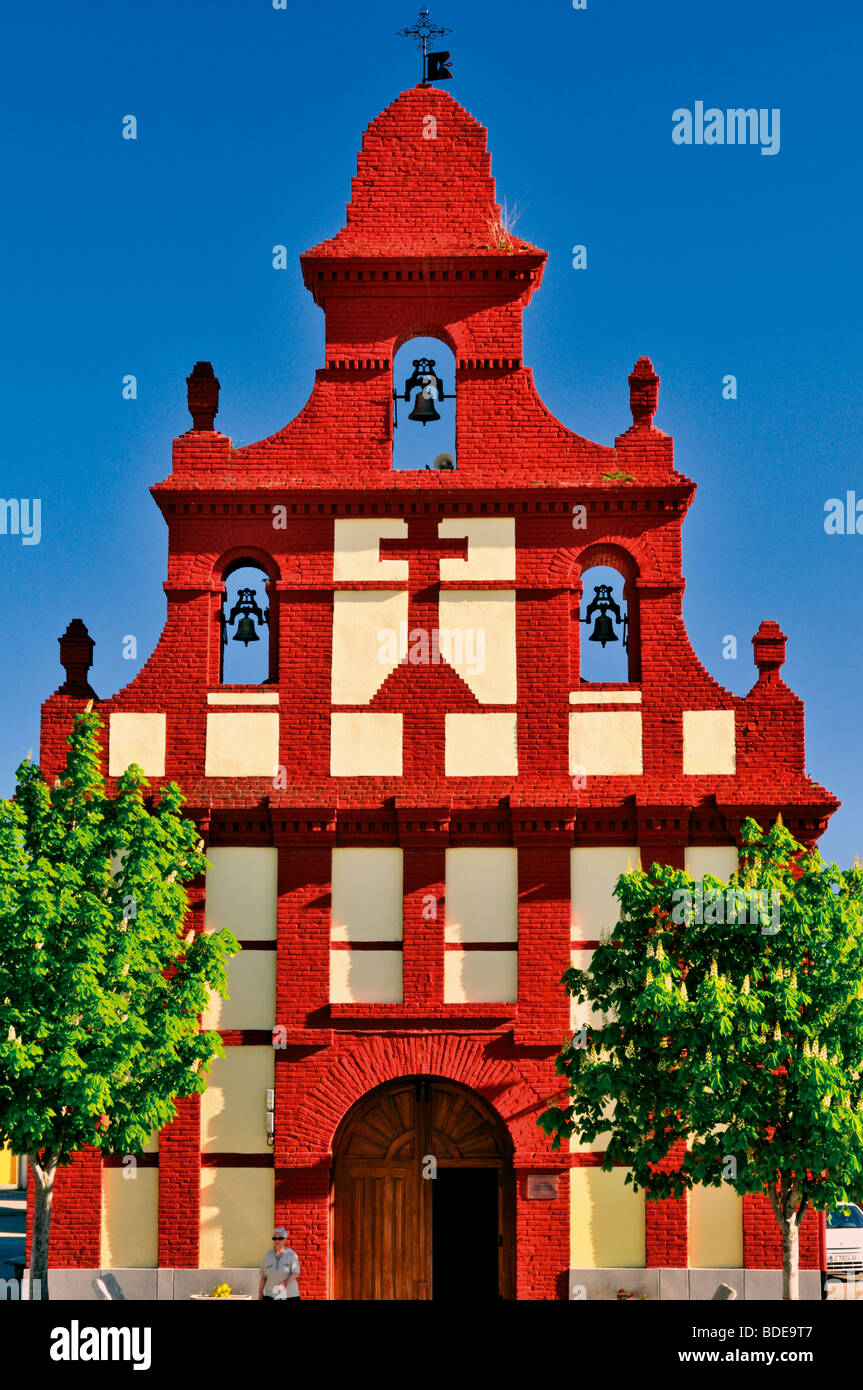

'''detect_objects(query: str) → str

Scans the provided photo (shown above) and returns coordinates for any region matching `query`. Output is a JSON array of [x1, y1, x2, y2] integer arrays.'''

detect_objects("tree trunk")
[[780, 1216, 799, 1300], [29, 1151, 58, 1301], [768, 1179, 803, 1301]]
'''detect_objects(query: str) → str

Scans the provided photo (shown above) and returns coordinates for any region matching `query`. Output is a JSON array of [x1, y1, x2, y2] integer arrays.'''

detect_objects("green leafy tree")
[[539, 818, 863, 1300], [0, 708, 240, 1299]]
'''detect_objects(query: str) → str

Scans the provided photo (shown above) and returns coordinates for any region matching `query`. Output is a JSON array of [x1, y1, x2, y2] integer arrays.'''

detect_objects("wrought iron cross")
[[397, 8, 452, 84]]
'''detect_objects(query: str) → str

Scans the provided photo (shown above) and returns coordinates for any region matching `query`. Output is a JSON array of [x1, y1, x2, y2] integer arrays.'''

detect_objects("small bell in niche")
[[581, 584, 628, 649], [394, 357, 448, 427], [408, 383, 441, 425], [224, 587, 269, 646]]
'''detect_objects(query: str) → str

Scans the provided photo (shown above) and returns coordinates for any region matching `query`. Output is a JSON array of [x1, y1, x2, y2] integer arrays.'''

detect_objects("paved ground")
[[0, 1187, 26, 1283]]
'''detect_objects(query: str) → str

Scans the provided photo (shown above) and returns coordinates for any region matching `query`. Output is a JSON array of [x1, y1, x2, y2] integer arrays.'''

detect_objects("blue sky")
[[2, 0, 861, 865]]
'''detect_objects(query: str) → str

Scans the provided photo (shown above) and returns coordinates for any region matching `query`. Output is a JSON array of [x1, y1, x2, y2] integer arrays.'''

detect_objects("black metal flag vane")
[[398, 8, 453, 84]]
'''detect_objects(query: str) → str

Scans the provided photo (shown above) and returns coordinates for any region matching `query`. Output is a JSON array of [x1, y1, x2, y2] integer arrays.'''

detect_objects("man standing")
[[258, 1228, 301, 1302]]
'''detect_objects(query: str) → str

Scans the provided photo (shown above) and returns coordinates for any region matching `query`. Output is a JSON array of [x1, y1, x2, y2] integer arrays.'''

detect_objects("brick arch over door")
[[331, 1074, 516, 1300], [289, 1037, 549, 1164]]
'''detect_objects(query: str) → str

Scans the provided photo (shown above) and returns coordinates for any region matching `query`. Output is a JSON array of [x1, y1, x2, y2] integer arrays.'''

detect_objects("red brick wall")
[[26, 1148, 101, 1269]]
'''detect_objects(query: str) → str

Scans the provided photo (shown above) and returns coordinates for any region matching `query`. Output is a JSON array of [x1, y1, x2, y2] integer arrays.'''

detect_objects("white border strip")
[[569, 690, 642, 705], [207, 692, 280, 706]]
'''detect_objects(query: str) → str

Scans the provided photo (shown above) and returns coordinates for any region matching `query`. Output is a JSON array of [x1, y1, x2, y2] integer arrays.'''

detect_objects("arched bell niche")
[[392, 335, 456, 472], [219, 559, 274, 685], [573, 547, 641, 685]]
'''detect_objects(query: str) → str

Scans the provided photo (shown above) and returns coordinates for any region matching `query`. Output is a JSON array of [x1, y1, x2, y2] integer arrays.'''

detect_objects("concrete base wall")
[[569, 1268, 824, 1301], [26, 1266, 828, 1301], [31, 1268, 261, 1301]]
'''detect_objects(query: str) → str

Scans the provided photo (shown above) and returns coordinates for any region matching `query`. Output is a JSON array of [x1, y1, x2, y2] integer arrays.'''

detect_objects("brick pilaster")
[[402, 848, 445, 1007], [157, 1095, 200, 1267]]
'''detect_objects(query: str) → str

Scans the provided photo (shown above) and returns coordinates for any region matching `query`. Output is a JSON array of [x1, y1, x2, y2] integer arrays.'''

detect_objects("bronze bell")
[[588, 614, 618, 647], [408, 387, 441, 425], [233, 616, 260, 646]]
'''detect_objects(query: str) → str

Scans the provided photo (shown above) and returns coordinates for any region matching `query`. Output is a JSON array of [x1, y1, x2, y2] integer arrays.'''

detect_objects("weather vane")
[[397, 8, 453, 85]]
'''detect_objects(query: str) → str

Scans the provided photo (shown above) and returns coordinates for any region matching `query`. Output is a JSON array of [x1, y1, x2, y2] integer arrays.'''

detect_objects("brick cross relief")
[[379, 518, 468, 639]]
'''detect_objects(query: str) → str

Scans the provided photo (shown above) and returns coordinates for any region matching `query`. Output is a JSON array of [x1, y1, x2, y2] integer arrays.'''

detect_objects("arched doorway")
[[332, 1077, 514, 1300]]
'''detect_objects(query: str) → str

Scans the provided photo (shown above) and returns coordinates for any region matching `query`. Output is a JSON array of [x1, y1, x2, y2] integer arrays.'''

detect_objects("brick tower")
[[37, 85, 838, 1300]]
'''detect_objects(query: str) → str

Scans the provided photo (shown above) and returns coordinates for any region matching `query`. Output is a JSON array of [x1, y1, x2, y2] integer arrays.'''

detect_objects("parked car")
[[826, 1203, 863, 1281]]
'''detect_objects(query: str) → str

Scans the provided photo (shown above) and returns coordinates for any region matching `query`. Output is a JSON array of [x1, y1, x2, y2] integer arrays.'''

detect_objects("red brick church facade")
[[34, 85, 837, 1299]]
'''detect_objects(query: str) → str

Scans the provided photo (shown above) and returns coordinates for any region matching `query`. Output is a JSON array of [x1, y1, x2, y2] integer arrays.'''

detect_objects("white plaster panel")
[[569, 711, 643, 776], [685, 846, 739, 881], [333, 518, 408, 581], [437, 590, 516, 703], [683, 710, 736, 775], [205, 713, 279, 777], [570, 847, 638, 1033], [568, 946, 605, 1034], [330, 713, 402, 775], [689, 1183, 744, 1268], [569, 1095, 618, 1156], [329, 949, 403, 1003], [200, 1047, 274, 1154], [445, 848, 518, 942], [331, 848, 403, 941], [570, 690, 641, 705], [570, 846, 639, 939], [331, 590, 408, 704], [570, 1167, 646, 1265], [438, 517, 516, 581], [200, 1168, 275, 1269], [108, 713, 166, 778], [101, 1169, 158, 1269], [201, 951, 276, 1031], [207, 692, 279, 706], [445, 712, 517, 776], [444, 950, 517, 1003], [205, 848, 278, 941]]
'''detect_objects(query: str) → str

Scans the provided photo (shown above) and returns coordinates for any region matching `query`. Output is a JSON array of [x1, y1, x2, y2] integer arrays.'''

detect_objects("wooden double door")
[[332, 1078, 514, 1300]]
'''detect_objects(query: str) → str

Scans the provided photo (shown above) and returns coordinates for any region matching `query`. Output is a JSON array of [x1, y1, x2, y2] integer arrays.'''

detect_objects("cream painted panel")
[[685, 846, 739, 881], [331, 848, 403, 942], [438, 517, 516, 581], [437, 591, 516, 704], [205, 713, 279, 778], [570, 1167, 645, 1268], [571, 847, 639, 939], [568, 946, 605, 1037], [108, 713, 166, 778], [201, 951, 276, 1031], [333, 518, 408, 581], [329, 949, 403, 1003], [205, 848, 278, 941], [445, 712, 517, 776], [569, 712, 643, 776], [444, 950, 517, 1003], [689, 1184, 743, 1268], [200, 1047, 274, 1154], [207, 692, 279, 706], [683, 710, 736, 774], [445, 848, 518, 942], [331, 591, 408, 705], [330, 713, 403, 775], [570, 690, 642, 705], [101, 1169, 158, 1268], [200, 1168, 275, 1269], [568, 1096, 618, 1156]]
